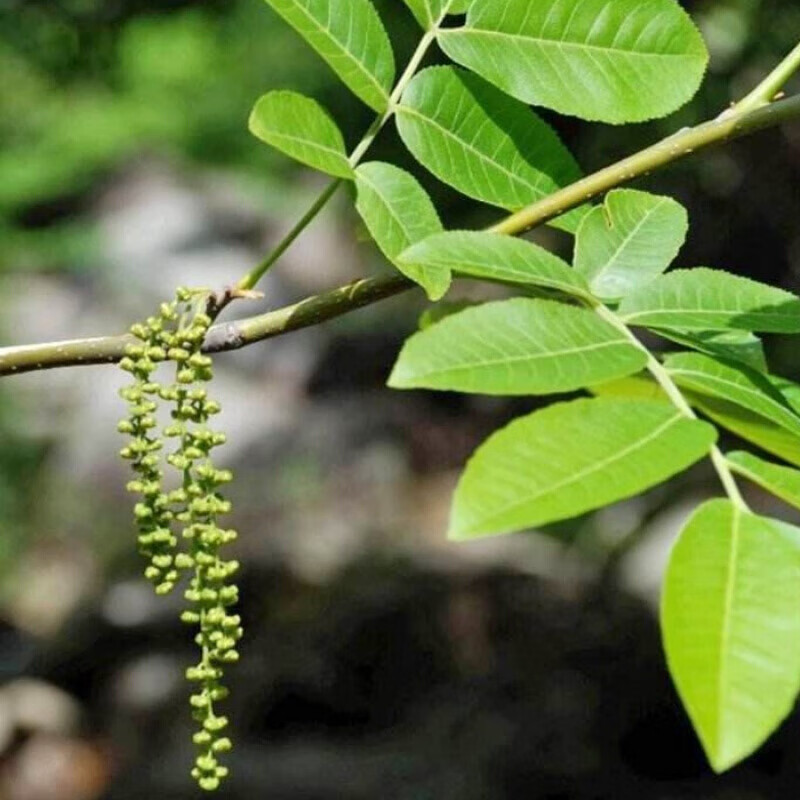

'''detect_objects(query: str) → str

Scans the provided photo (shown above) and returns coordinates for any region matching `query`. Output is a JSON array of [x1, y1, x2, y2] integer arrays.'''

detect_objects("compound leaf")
[[389, 298, 647, 394], [665, 353, 800, 438], [396, 67, 584, 232], [262, 0, 395, 112], [249, 91, 353, 179], [449, 397, 716, 539], [438, 0, 708, 124], [399, 231, 590, 298], [354, 162, 448, 299], [619, 269, 800, 333], [662, 499, 800, 772], [575, 190, 688, 301]]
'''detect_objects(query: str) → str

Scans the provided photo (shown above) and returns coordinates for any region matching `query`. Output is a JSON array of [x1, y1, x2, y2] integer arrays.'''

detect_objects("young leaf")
[[664, 352, 800, 438], [657, 329, 768, 373], [449, 397, 716, 539], [438, 0, 708, 124], [398, 231, 591, 299], [249, 92, 353, 179], [389, 298, 647, 395], [662, 499, 800, 773], [354, 162, 449, 300], [689, 394, 800, 469], [574, 190, 688, 301], [262, 0, 395, 112], [396, 67, 585, 232], [618, 268, 800, 333], [728, 451, 800, 511]]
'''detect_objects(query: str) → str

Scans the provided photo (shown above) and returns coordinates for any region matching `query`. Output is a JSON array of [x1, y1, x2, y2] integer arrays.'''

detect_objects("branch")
[[0, 275, 414, 377], [3, 93, 800, 379], [490, 93, 800, 235], [734, 41, 800, 114]]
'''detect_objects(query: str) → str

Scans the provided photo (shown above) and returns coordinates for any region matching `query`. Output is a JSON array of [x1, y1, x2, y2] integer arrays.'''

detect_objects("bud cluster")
[[118, 298, 181, 594], [117, 288, 240, 791]]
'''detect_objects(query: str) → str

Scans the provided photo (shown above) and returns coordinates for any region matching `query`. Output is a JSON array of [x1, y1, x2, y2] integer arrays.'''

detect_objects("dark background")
[[1, 0, 800, 797]]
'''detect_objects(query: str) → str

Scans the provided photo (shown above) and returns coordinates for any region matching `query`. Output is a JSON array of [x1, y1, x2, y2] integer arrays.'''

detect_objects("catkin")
[[118, 288, 241, 791]]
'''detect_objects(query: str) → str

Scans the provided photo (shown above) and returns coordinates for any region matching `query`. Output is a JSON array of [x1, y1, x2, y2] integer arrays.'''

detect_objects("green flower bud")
[[212, 737, 232, 753]]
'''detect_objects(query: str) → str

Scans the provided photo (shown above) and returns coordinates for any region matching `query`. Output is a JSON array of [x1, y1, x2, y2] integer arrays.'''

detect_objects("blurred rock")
[[0, 734, 111, 800]]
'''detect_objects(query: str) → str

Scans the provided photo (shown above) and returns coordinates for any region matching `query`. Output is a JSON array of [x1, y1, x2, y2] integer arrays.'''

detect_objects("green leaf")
[[399, 231, 590, 299], [593, 375, 800, 468], [438, 0, 708, 124], [664, 353, 800, 438], [658, 329, 768, 373], [728, 451, 800, 511], [590, 374, 666, 401], [618, 268, 800, 333], [389, 298, 647, 395], [574, 190, 688, 301], [418, 300, 478, 331], [262, 0, 395, 112], [449, 397, 716, 539], [402, 0, 460, 29], [662, 499, 800, 773], [396, 67, 584, 232], [689, 395, 800, 469], [248, 91, 353, 179], [354, 162, 448, 300]]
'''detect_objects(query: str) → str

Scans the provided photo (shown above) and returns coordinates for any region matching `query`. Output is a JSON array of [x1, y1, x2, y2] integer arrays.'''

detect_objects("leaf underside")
[[398, 230, 590, 298], [354, 161, 448, 299], [574, 189, 688, 301], [662, 499, 800, 773], [449, 397, 716, 539], [249, 91, 353, 179], [389, 297, 648, 394], [619, 268, 800, 333]]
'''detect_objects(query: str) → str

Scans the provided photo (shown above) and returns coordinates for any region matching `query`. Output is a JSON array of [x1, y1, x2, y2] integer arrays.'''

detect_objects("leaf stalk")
[[592, 303, 749, 512]]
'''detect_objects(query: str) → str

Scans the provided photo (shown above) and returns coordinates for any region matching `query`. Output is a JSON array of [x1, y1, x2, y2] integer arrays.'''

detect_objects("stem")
[[237, 180, 342, 291], [593, 304, 749, 511], [734, 40, 800, 114], [0, 275, 414, 376], [237, 16, 443, 292], [489, 94, 800, 235], [4, 92, 800, 377]]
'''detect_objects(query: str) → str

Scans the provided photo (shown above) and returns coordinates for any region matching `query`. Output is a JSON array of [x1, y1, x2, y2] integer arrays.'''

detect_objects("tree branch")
[[0, 275, 414, 377], [3, 93, 800, 379]]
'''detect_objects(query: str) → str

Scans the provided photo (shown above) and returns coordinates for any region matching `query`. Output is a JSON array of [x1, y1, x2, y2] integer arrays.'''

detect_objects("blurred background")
[[1, 0, 800, 797]]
